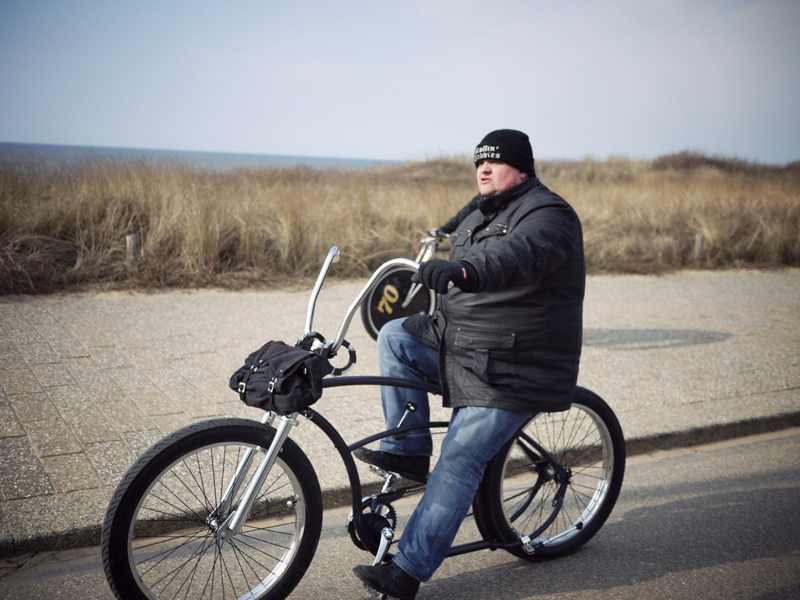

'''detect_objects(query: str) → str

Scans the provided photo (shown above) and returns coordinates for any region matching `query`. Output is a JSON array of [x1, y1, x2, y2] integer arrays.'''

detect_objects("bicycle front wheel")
[[101, 418, 323, 600], [474, 388, 625, 560], [360, 265, 437, 340]]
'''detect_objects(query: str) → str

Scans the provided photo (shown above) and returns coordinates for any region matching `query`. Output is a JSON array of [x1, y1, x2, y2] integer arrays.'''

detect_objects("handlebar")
[[329, 257, 419, 355], [305, 246, 340, 334], [302, 247, 420, 376], [304, 235, 445, 374]]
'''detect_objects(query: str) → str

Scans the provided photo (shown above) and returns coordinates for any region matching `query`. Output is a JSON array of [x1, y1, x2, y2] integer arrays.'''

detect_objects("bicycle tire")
[[360, 265, 437, 340], [101, 418, 323, 600], [473, 388, 625, 560]]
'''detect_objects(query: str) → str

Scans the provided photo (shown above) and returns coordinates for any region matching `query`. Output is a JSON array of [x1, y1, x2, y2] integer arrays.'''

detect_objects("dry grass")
[[1, 153, 798, 294]]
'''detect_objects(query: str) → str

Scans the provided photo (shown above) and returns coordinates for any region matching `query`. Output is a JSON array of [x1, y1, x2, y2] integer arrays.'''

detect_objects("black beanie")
[[473, 129, 535, 176]]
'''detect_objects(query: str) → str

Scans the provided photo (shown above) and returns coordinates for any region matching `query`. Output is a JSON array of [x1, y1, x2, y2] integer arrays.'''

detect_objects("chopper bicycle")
[[101, 246, 625, 600]]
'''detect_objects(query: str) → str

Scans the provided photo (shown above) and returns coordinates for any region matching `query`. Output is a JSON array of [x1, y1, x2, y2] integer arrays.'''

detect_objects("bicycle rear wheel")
[[361, 265, 437, 340], [101, 418, 322, 600], [474, 388, 625, 560]]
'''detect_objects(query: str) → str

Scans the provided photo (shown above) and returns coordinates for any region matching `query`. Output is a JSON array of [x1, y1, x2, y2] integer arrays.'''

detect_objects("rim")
[[126, 441, 306, 600], [500, 403, 614, 546]]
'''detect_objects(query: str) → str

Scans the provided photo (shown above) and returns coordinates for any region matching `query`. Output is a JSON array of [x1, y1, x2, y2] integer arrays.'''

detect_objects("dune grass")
[[1, 153, 798, 294]]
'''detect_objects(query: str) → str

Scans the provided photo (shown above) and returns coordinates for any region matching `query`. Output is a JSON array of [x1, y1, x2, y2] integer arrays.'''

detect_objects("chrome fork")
[[206, 411, 275, 528], [211, 412, 300, 541]]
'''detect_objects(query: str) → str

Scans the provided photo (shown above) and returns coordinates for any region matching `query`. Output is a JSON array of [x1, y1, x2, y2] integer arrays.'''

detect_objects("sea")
[[0, 142, 397, 172]]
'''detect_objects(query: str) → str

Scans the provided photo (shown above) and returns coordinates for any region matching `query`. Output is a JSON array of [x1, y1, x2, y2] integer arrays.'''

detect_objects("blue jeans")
[[376, 319, 533, 582]]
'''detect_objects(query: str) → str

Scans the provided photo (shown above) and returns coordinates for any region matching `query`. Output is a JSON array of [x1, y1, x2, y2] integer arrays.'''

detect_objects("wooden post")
[[693, 234, 705, 262], [126, 234, 141, 262]]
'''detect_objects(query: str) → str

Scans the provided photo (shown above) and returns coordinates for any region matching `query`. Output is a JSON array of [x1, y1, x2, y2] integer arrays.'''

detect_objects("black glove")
[[411, 259, 475, 294]]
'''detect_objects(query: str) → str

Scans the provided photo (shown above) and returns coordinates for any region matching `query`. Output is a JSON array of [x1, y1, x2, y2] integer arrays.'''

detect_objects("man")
[[353, 129, 585, 599]]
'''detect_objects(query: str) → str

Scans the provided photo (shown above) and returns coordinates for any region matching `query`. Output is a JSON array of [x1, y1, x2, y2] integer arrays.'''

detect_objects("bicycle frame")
[[212, 245, 569, 558], [306, 385, 570, 558]]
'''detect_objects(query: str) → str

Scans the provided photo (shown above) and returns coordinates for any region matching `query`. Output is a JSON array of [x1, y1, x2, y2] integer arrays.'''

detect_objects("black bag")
[[229, 341, 323, 414]]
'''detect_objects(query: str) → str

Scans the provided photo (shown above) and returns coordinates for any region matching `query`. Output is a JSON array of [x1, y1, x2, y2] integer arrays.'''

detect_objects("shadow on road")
[[424, 469, 800, 600], [583, 328, 732, 351]]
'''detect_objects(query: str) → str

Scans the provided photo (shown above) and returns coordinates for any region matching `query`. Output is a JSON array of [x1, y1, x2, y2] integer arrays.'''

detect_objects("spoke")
[[230, 536, 257, 597], [570, 478, 606, 494], [220, 540, 245, 600], [152, 467, 212, 524], [175, 539, 211, 600], [134, 526, 209, 559], [230, 537, 273, 590], [503, 485, 536, 505], [198, 541, 217, 600], [567, 437, 604, 468], [137, 498, 206, 527], [228, 537, 283, 576], [562, 411, 586, 457], [508, 481, 542, 522], [233, 534, 291, 564], [236, 529, 294, 552], [138, 528, 210, 575], [182, 453, 215, 515], [146, 534, 213, 596], [210, 445, 220, 516], [150, 483, 207, 525], [240, 524, 295, 538], [512, 481, 556, 535], [567, 486, 589, 515]]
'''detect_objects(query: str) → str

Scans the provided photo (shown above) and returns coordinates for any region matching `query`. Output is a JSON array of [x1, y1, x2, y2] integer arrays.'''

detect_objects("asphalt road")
[[2, 427, 798, 600]]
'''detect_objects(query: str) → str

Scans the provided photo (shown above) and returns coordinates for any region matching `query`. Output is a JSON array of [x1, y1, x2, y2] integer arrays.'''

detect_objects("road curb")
[[623, 411, 800, 456]]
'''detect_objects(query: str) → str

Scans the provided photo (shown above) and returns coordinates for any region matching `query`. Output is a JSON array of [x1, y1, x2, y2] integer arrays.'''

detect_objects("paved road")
[[0, 270, 798, 555], [1, 427, 798, 599]]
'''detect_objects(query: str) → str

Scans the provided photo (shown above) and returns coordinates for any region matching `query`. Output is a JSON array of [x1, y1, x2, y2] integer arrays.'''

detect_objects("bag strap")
[[237, 364, 259, 396]]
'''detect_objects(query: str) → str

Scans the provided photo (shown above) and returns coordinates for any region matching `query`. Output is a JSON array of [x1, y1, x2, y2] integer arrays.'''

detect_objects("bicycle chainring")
[[348, 502, 398, 553]]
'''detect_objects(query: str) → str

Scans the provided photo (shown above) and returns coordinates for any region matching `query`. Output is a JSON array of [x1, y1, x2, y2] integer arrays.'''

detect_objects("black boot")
[[353, 562, 420, 600], [353, 448, 429, 483]]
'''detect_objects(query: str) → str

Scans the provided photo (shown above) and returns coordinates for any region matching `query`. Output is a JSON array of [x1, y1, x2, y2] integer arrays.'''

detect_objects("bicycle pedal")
[[369, 464, 398, 481], [369, 465, 399, 493]]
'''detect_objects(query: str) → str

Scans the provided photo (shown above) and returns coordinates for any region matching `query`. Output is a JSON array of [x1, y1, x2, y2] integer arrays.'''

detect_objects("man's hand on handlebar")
[[412, 259, 477, 294]]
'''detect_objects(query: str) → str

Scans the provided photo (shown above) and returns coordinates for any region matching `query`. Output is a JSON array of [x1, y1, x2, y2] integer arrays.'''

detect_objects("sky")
[[1, 0, 799, 164]]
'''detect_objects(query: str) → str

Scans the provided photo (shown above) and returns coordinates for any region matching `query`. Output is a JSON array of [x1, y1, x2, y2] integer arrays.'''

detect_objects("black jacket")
[[404, 177, 585, 412]]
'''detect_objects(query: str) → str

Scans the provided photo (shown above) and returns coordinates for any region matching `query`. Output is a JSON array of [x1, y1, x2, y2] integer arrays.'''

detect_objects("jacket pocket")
[[453, 328, 516, 386], [473, 223, 508, 243], [449, 228, 472, 247]]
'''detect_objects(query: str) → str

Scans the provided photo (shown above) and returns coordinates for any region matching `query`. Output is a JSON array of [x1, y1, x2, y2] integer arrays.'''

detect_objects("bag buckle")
[[268, 377, 277, 393], [238, 382, 246, 393]]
